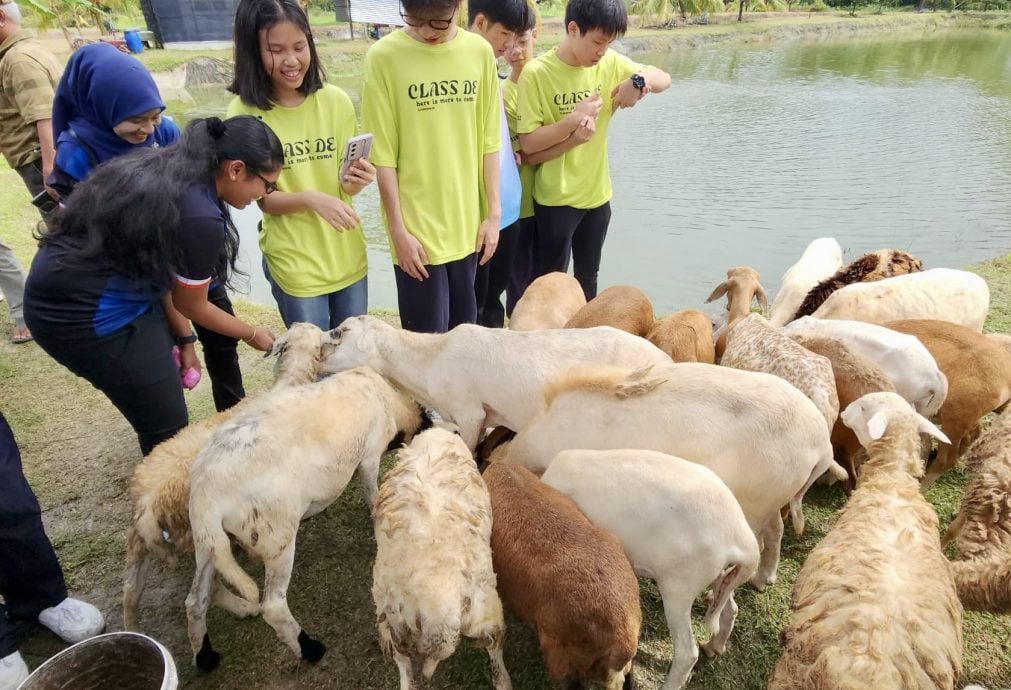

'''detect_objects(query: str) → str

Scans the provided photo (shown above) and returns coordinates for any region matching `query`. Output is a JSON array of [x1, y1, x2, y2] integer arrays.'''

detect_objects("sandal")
[[11, 326, 33, 344]]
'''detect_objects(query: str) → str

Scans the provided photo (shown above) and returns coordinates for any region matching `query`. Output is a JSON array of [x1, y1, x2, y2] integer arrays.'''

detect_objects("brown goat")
[[886, 319, 1011, 486], [646, 309, 715, 363], [794, 249, 923, 320], [564, 285, 655, 337], [788, 333, 896, 493], [484, 462, 641, 689]]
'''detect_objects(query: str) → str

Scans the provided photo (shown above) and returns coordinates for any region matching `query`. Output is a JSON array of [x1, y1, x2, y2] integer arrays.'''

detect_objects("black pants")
[[0, 413, 68, 658], [15, 157, 55, 230], [394, 253, 478, 334], [28, 307, 188, 456], [532, 201, 611, 301], [505, 216, 536, 317], [474, 220, 520, 328], [194, 285, 245, 412]]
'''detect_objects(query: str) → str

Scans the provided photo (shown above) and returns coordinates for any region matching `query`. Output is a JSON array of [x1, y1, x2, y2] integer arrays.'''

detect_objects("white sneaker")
[[0, 651, 28, 690], [38, 597, 105, 644]]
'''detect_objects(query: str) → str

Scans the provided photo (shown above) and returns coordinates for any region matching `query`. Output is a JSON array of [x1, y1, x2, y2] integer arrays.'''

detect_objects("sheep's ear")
[[706, 282, 729, 304], [866, 412, 889, 441], [755, 284, 769, 313], [916, 414, 950, 445]]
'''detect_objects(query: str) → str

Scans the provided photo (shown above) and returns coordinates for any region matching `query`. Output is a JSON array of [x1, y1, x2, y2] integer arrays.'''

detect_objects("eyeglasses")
[[399, 8, 455, 30], [254, 171, 277, 195]]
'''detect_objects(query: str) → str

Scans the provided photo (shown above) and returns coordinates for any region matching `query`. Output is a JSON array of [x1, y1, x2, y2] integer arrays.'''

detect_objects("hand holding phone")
[[340, 133, 373, 180], [31, 188, 59, 213]]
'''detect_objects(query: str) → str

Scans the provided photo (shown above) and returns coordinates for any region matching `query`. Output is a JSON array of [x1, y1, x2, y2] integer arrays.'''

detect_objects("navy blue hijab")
[[52, 43, 169, 164]]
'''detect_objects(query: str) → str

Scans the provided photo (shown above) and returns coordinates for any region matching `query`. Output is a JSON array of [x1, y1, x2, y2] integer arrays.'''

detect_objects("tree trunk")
[[738, 0, 745, 21]]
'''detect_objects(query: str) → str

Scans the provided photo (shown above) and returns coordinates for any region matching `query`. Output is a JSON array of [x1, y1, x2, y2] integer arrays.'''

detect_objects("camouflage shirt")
[[0, 30, 60, 168]]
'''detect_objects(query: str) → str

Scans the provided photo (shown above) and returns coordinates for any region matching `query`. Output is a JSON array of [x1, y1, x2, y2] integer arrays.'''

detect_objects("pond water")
[[183, 28, 1011, 314]]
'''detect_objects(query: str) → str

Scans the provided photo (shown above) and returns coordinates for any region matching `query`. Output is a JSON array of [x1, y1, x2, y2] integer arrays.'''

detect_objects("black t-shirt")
[[23, 182, 229, 339], [175, 182, 228, 290]]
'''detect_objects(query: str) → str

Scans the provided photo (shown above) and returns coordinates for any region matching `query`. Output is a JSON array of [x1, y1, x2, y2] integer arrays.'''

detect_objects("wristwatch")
[[175, 332, 198, 346], [631, 73, 646, 93]]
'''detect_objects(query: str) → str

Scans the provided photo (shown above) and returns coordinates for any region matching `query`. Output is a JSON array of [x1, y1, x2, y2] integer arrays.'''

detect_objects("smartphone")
[[340, 133, 373, 179], [31, 188, 59, 213]]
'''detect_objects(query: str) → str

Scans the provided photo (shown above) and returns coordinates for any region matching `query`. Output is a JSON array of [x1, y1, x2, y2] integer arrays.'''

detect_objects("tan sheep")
[[483, 462, 639, 689], [770, 392, 962, 690], [720, 313, 839, 436], [942, 406, 1011, 560], [122, 322, 327, 631], [787, 333, 897, 493], [705, 266, 768, 359], [886, 319, 1011, 486], [949, 558, 1011, 614], [646, 309, 715, 363], [508, 272, 586, 331], [373, 429, 511, 690], [563, 285, 655, 337]]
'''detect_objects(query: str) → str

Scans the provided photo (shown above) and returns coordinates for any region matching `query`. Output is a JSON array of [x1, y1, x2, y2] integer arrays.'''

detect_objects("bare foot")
[[11, 326, 33, 344]]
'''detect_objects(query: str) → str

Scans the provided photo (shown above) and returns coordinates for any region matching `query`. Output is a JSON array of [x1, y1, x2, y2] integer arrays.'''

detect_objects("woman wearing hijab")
[[47, 43, 246, 414], [49, 43, 179, 199]]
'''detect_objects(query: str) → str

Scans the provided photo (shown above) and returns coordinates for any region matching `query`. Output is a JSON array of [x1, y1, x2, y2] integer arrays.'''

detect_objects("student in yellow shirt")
[[516, 0, 671, 300], [362, 0, 501, 334], [227, 0, 375, 330]]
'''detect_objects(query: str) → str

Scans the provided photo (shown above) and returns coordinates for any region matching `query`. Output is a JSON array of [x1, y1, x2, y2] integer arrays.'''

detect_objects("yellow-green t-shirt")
[[361, 29, 500, 265], [501, 78, 534, 221], [226, 84, 367, 297], [516, 49, 645, 210]]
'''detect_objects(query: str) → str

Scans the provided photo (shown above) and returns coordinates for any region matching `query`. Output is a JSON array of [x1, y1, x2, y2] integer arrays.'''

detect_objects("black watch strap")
[[631, 73, 646, 92], [176, 333, 198, 346]]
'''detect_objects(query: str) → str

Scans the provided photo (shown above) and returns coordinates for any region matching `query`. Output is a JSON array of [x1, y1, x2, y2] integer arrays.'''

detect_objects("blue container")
[[124, 29, 144, 53]]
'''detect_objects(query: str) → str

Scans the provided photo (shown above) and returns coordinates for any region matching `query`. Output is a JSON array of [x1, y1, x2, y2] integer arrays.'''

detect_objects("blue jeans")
[[262, 260, 368, 330]]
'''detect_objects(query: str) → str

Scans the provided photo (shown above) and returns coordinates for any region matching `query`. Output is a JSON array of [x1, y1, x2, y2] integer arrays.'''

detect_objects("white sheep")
[[782, 316, 948, 418], [508, 272, 586, 331], [770, 392, 961, 690], [123, 322, 328, 631], [768, 237, 843, 327], [791, 248, 923, 321], [502, 363, 843, 588], [372, 428, 511, 690], [720, 313, 839, 433], [810, 268, 989, 332], [786, 333, 897, 492], [319, 315, 671, 450], [542, 448, 760, 690], [184, 367, 426, 670]]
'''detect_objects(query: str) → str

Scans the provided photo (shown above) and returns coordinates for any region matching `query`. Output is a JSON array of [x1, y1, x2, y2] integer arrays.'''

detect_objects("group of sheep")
[[117, 237, 1009, 689]]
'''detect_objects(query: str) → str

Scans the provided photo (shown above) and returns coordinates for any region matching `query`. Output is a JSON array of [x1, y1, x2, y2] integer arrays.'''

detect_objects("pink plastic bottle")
[[171, 345, 202, 390]]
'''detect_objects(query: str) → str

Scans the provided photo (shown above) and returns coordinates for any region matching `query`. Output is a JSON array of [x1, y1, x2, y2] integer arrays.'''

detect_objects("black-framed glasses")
[[254, 171, 278, 195], [399, 8, 454, 30]]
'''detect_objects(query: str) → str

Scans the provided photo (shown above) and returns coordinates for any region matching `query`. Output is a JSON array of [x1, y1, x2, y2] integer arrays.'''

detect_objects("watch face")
[[631, 73, 646, 90]]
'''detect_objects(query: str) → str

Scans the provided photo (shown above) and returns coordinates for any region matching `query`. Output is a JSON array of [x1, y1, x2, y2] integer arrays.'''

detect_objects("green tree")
[[21, 0, 134, 49], [633, 0, 723, 25]]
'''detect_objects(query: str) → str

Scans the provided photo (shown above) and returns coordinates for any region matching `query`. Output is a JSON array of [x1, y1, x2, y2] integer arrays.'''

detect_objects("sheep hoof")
[[701, 641, 723, 658], [195, 634, 221, 671], [298, 630, 326, 662]]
